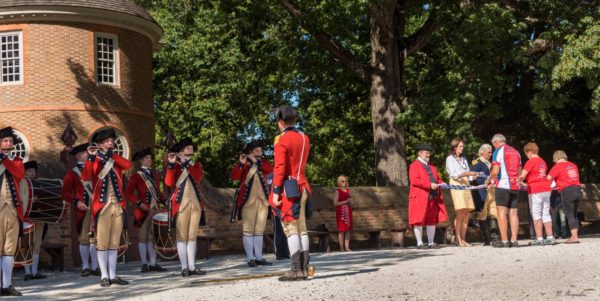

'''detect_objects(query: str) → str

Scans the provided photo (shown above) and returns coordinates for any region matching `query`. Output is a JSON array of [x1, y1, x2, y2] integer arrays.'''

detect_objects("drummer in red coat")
[[230, 140, 274, 267], [165, 138, 207, 277], [268, 105, 313, 281], [125, 147, 167, 273], [81, 128, 131, 287], [0, 126, 26, 296], [61, 143, 100, 277], [408, 143, 448, 249]]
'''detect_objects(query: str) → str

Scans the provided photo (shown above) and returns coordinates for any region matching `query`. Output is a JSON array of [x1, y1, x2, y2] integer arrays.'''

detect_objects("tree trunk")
[[369, 3, 408, 186]]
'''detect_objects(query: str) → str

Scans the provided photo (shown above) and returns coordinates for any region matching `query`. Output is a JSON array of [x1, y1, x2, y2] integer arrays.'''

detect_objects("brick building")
[[0, 0, 162, 268]]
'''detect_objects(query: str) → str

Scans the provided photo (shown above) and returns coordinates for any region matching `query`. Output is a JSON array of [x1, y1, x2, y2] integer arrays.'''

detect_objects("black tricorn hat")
[[133, 147, 153, 161], [244, 140, 264, 154], [24, 161, 37, 170], [91, 128, 117, 143], [415, 143, 433, 152], [70, 143, 89, 155], [273, 105, 299, 124], [174, 137, 195, 152], [0, 126, 16, 140]]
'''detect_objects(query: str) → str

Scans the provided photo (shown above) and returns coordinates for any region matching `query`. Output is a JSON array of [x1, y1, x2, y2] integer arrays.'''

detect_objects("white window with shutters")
[[94, 32, 119, 85], [0, 31, 23, 85]]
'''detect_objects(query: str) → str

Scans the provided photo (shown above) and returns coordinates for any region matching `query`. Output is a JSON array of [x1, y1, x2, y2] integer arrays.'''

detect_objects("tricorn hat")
[[171, 137, 195, 152], [244, 140, 264, 154], [70, 143, 89, 155], [0, 126, 17, 141], [24, 161, 37, 170], [132, 147, 153, 161], [415, 143, 433, 152], [91, 128, 117, 143]]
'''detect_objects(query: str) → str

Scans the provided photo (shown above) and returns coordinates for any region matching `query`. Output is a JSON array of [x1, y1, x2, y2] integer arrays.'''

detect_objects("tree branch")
[[279, 0, 371, 82], [404, 7, 441, 56], [524, 38, 553, 57]]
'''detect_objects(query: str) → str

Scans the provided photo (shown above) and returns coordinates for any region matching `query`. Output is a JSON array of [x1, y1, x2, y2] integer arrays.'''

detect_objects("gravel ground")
[[10, 236, 600, 301]]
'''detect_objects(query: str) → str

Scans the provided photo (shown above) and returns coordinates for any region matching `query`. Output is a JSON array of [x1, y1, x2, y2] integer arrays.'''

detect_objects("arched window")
[[90, 127, 130, 159], [10, 129, 29, 161]]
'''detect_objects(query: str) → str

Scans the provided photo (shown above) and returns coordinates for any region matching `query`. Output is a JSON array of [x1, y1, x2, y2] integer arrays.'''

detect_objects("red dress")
[[335, 188, 353, 231]]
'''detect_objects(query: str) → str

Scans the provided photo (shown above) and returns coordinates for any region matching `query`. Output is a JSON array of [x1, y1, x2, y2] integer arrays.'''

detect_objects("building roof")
[[0, 0, 155, 23]]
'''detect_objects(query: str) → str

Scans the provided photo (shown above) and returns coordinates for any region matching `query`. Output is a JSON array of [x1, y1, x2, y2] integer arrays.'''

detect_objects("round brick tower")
[[0, 0, 162, 268], [0, 0, 162, 177]]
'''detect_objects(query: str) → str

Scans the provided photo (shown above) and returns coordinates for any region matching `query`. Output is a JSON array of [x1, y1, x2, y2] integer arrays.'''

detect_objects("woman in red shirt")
[[519, 142, 555, 245], [547, 150, 582, 244], [333, 175, 353, 252]]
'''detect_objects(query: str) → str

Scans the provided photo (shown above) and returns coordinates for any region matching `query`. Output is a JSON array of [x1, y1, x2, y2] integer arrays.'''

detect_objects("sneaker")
[[1, 286, 22, 296], [149, 264, 167, 272], [256, 259, 273, 266], [247, 260, 258, 267], [110, 276, 129, 285], [493, 241, 510, 248], [509, 241, 519, 248], [100, 278, 111, 287], [528, 240, 544, 246], [544, 237, 558, 245]]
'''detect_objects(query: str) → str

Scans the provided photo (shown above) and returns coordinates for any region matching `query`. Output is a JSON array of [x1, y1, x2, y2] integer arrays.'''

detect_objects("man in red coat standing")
[[82, 128, 131, 287], [126, 147, 167, 273], [408, 143, 448, 249], [61, 143, 100, 277], [165, 138, 207, 277], [0, 127, 26, 296], [230, 140, 274, 267], [269, 105, 312, 281]]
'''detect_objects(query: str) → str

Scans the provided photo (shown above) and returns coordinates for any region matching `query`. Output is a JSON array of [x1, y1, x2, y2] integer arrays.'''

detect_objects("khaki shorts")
[[282, 190, 308, 237]]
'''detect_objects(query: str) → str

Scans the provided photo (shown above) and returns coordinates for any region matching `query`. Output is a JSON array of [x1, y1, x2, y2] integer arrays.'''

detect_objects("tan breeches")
[[32, 222, 44, 255], [476, 186, 498, 220], [96, 202, 123, 251], [242, 179, 268, 236], [139, 211, 154, 243], [282, 190, 308, 237], [0, 205, 19, 256], [79, 210, 96, 244]]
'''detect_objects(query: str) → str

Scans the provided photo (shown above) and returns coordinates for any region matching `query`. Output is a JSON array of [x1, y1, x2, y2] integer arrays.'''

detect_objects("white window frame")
[[0, 31, 24, 86], [10, 129, 30, 161], [93, 32, 119, 86], [90, 127, 129, 159]]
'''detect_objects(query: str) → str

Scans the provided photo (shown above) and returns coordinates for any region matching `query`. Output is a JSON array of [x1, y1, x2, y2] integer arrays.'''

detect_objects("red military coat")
[[125, 169, 165, 227], [268, 128, 312, 223], [61, 166, 91, 225], [165, 161, 205, 222], [1, 156, 26, 223], [81, 153, 131, 219], [230, 159, 273, 213], [408, 159, 448, 227]]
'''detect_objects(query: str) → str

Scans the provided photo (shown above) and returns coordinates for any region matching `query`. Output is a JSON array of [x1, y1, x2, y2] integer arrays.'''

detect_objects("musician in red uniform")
[[0, 126, 26, 296], [230, 140, 274, 267], [61, 143, 100, 277], [268, 105, 313, 281], [126, 147, 167, 273], [165, 138, 207, 277], [408, 143, 448, 249], [22, 161, 47, 281], [81, 128, 131, 287]]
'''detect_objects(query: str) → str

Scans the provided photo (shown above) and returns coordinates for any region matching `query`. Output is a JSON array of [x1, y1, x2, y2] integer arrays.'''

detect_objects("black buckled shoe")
[[32, 273, 47, 279], [100, 278, 111, 287], [149, 264, 167, 272], [110, 276, 129, 285], [24, 274, 33, 281], [1, 286, 23, 296], [90, 268, 101, 276], [181, 268, 190, 277], [81, 268, 91, 277], [189, 268, 207, 276], [256, 259, 273, 266], [247, 260, 257, 267], [141, 264, 149, 273]]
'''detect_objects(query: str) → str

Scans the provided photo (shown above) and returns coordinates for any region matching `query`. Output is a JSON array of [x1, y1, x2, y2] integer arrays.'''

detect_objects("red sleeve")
[[81, 157, 96, 181], [125, 173, 141, 204], [113, 154, 132, 171], [548, 164, 560, 179], [61, 171, 76, 204], [2, 158, 25, 180], [523, 160, 533, 173], [188, 162, 205, 183], [272, 140, 287, 188], [262, 161, 274, 175], [165, 163, 180, 188], [409, 163, 431, 190], [230, 162, 246, 181]]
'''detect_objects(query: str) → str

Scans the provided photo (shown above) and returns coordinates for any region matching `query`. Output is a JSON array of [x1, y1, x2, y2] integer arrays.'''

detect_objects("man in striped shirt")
[[486, 134, 522, 248]]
